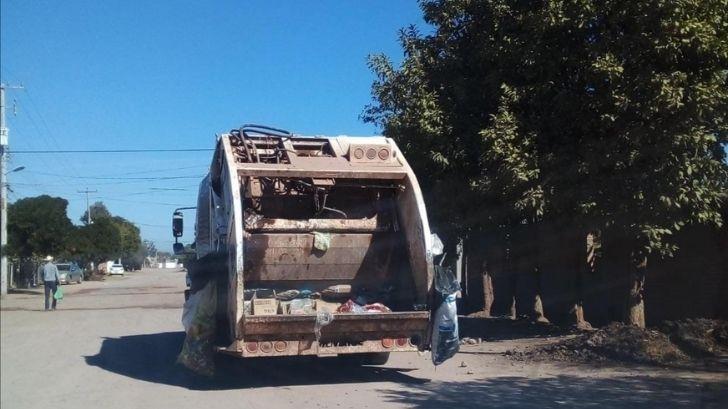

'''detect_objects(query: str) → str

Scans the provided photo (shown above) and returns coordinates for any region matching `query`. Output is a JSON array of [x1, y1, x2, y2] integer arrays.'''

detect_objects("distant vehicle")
[[57, 262, 83, 284], [108, 264, 125, 276]]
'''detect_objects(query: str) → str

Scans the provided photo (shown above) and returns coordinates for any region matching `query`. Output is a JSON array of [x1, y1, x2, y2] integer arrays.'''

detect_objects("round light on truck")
[[353, 147, 365, 159], [396, 338, 408, 347], [381, 338, 394, 349], [274, 341, 288, 352], [245, 342, 259, 353], [378, 148, 390, 160], [366, 148, 377, 160], [259, 341, 273, 354]]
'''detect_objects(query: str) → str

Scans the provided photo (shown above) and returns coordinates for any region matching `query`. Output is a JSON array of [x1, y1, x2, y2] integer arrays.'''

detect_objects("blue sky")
[[1, 0, 425, 251]]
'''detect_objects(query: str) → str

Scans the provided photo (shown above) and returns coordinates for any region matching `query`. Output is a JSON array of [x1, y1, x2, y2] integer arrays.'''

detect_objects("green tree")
[[143, 240, 157, 258], [80, 201, 112, 225], [73, 217, 122, 267], [111, 216, 142, 263], [7, 195, 74, 258], [366, 0, 728, 327]]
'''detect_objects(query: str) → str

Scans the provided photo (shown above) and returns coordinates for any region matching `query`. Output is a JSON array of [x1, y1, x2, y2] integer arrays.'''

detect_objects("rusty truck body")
[[175, 125, 436, 362]]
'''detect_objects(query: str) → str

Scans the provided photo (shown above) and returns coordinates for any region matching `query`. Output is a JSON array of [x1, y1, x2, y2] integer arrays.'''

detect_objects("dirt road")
[[1, 268, 726, 409]]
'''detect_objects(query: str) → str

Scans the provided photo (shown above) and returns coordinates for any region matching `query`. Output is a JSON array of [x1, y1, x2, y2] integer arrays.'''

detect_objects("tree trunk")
[[508, 296, 517, 320], [533, 293, 550, 324], [569, 230, 593, 330], [570, 302, 592, 330], [627, 254, 647, 328], [482, 265, 494, 317]]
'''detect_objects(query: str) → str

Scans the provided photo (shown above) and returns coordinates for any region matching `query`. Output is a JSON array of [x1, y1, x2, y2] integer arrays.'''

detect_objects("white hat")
[[44, 255, 53, 261]]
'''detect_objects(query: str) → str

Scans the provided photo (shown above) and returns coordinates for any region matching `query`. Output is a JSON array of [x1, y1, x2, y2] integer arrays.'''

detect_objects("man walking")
[[42, 256, 60, 311]]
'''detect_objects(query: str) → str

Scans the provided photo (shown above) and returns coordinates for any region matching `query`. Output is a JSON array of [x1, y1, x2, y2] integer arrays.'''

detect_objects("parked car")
[[108, 264, 125, 276], [57, 262, 83, 284]]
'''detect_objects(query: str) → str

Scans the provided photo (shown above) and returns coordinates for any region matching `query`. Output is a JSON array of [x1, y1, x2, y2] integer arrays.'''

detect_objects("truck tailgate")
[[243, 311, 429, 338]]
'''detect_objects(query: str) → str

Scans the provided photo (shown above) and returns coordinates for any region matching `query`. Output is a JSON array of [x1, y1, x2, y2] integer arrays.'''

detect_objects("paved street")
[[1, 268, 726, 409]]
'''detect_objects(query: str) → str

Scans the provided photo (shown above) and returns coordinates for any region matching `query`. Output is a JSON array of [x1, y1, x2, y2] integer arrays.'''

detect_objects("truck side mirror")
[[173, 242, 184, 255], [172, 211, 184, 237]]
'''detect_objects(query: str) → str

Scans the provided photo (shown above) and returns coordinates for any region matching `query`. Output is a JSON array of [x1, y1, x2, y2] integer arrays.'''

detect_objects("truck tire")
[[359, 352, 390, 365]]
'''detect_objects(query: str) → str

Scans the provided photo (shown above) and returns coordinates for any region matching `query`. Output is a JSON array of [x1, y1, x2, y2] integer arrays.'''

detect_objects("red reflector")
[[381, 338, 394, 348], [396, 338, 408, 347], [245, 342, 258, 353], [260, 341, 273, 353], [274, 341, 288, 352]]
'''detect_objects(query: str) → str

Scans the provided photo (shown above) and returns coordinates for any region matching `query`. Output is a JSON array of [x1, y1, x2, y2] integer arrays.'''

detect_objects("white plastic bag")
[[178, 281, 217, 376], [431, 233, 444, 256], [181, 285, 208, 331]]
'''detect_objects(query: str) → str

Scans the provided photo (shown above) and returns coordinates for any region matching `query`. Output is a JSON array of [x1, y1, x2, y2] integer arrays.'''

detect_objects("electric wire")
[[11, 148, 214, 154]]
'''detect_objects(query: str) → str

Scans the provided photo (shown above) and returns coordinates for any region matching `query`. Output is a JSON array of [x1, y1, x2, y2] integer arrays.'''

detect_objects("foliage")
[[7, 195, 74, 258], [80, 201, 112, 225], [365, 0, 728, 257], [143, 240, 157, 258], [111, 216, 142, 262], [7, 195, 146, 270], [73, 217, 122, 265]]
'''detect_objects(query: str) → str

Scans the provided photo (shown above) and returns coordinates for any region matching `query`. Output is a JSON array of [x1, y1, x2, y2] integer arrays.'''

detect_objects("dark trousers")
[[44, 281, 58, 310]]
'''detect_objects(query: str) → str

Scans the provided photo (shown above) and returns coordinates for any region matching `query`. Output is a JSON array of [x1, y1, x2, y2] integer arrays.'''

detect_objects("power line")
[[114, 165, 208, 176], [9, 94, 80, 189], [100, 197, 193, 207], [21, 88, 86, 179], [133, 222, 170, 228], [26, 171, 204, 180], [10, 148, 214, 154]]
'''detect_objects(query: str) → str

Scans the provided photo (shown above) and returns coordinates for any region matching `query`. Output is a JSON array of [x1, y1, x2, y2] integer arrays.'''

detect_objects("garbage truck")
[[172, 124, 439, 365]]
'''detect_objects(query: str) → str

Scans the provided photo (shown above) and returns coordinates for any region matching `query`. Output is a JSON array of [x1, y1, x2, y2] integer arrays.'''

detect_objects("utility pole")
[[1, 83, 23, 297], [78, 188, 97, 225]]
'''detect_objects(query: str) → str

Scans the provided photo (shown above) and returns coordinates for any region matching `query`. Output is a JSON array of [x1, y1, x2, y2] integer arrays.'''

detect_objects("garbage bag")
[[431, 233, 444, 256], [431, 265, 460, 365], [431, 293, 459, 365], [435, 264, 460, 295], [53, 286, 64, 301], [178, 281, 217, 376]]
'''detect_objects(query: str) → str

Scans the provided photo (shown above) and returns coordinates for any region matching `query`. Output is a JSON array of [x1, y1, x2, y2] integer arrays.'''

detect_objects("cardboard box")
[[315, 300, 341, 314], [253, 298, 279, 315]]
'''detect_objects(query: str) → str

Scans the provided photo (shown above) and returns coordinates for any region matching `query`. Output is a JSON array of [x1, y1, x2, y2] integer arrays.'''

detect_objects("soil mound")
[[513, 320, 728, 367]]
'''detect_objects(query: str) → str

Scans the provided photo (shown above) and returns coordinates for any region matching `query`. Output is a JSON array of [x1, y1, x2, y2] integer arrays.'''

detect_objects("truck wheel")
[[359, 352, 390, 365]]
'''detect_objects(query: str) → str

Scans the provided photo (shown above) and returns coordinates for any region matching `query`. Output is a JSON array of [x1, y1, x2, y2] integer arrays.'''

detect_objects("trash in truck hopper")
[[337, 299, 391, 313]]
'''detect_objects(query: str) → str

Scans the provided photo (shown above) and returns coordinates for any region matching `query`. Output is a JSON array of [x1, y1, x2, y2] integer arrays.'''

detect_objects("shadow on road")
[[459, 316, 573, 341], [85, 331, 427, 390], [8, 288, 43, 296], [378, 375, 728, 409]]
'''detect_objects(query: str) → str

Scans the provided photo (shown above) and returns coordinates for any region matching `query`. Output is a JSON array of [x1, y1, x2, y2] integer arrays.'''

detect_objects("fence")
[[459, 223, 728, 326]]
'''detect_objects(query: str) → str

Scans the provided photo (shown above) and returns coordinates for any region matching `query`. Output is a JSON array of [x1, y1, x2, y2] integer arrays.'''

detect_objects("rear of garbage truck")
[[178, 125, 435, 363]]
